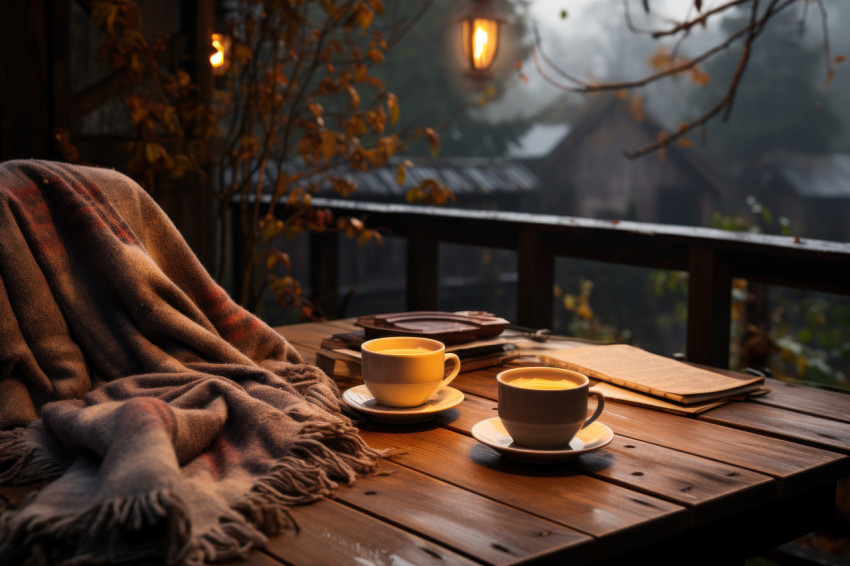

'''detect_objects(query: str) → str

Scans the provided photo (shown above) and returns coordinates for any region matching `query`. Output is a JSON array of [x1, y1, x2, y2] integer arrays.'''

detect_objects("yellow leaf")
[[347, 85, 361, 110], [145, 142, 164, 163], [387, 93, 400, 126], [266, 250, 291, 271], [563, 294, 576, 311], [576, 304, 594, 320], [260, 219, 285, 242], [396, 163, 406, 186]]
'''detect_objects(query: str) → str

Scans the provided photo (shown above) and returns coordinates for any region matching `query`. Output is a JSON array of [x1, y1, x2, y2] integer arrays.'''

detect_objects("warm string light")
[[210, 33, 226, 68]]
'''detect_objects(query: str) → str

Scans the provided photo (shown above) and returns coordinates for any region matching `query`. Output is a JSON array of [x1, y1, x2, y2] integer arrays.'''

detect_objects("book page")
[[590, 382, 728, 415], [540, 344, 763, 397]]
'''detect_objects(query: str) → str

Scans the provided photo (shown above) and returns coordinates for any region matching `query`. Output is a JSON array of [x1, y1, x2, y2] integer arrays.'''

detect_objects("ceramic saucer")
[[342, 384, 464, 424], [471, 417, 614, 464]]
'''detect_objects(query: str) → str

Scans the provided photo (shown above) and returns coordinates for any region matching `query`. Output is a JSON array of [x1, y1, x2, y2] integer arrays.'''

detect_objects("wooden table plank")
[[440, 390, 849, 498], [753, 379, 850, 423], [389, 392, 778, 526], [699, 401, 850, 454], [267, 498, 479, 566], [355, 424, 689, 559], [334, 460, 592, 565]]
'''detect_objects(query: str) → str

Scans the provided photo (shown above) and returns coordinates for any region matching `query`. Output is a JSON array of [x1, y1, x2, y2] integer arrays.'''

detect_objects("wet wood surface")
[[3, 319, 849, 565], [270, 319, 850, 565]]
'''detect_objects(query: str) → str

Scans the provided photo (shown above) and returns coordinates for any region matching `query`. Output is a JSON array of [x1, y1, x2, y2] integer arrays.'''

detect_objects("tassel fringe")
[[0, 427, 65, 485]]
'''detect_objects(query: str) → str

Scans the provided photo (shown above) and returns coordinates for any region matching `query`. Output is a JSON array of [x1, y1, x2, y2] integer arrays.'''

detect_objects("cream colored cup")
[[497, 367, 604, 449], [360, 337, 461, 407]]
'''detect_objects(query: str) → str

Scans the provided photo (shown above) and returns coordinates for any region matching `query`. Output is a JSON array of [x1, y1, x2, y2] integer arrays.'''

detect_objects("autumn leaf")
[[308, 102, 324, 118], [396, 163, 406, 186], [367, 47, 385, 63], [836, 54, 847, 64], [320, 130, 337, 161], [347, 85, 361, 110], [260, 218, 285, 242], [266, 250, 292, 271], [387, 93, 400, 125], [145, 142, 165, 163], [424, 127, 439, 156]]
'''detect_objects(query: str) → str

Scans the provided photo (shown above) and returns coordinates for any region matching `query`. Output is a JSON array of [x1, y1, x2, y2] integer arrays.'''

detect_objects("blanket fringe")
[[234, 422, 381, 535], [0, 427, 65, 485], [0, 488, 193, 566]]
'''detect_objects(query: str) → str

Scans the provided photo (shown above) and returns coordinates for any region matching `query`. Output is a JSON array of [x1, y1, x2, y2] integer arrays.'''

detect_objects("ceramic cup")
[[497, 366, 605, 449], [360, 336, 461, 407]]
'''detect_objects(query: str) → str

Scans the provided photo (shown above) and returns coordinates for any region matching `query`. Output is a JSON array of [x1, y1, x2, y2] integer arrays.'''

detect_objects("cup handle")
[[581, 390, 605, 429], [439, 353, 461, 390]]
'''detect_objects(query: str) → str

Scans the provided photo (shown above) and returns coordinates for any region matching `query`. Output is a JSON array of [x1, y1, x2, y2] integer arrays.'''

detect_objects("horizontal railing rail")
[[258, 197, 850, 369]]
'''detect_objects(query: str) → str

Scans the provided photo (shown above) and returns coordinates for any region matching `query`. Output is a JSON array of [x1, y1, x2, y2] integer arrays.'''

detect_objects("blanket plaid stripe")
[[0, 160, 379, 565]]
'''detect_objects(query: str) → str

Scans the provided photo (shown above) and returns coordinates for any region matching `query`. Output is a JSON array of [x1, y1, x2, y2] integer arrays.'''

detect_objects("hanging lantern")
[[456, 0, 508, 78]]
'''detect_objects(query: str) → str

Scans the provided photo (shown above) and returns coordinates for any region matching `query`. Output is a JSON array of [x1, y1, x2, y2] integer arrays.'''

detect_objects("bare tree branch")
[[531, 0, 825, 159]]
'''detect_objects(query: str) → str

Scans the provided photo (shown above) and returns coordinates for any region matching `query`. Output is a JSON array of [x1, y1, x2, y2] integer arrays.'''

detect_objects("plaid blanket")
[[0, 160, 380, 565]]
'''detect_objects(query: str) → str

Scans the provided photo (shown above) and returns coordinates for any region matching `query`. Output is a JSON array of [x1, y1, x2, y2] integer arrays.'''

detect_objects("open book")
[[539, 344, 765, 405]]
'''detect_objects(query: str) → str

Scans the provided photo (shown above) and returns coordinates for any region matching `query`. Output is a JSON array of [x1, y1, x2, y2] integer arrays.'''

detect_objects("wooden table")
[[3, 319, 849, 565], [266, 319, 850, 566]]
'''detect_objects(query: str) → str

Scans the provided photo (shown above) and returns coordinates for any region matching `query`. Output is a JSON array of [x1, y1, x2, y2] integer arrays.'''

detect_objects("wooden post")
[[310, 232, 340, 318], [406, 218, 439, 311], [516, 227, 554, 330], [1, 0, 70, 161], [687, 246, 732, 368]]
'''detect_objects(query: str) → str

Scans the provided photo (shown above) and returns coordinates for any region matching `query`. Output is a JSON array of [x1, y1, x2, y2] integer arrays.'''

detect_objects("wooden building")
[[530, 95, 734, 227]]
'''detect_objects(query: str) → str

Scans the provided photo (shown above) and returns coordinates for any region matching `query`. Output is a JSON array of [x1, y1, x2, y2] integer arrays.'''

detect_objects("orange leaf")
[[396, 163, 406, 186], [266, 250, 291, 271], [424, 127, 439, 156], [387, 93, 400, 126], [347, 85, 361, 110]]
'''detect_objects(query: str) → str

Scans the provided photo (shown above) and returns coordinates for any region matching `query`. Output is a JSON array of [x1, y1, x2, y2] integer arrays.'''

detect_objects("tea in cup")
[[361, 337, 461, 407], [497, 367, 604, 449]]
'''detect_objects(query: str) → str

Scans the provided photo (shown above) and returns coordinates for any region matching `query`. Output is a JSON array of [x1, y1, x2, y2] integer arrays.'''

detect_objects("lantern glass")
[[461, 18, 500, 71]]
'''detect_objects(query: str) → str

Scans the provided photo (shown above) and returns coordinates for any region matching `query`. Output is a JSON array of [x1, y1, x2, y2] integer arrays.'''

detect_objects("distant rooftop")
[[257, 157, 539, 198], [506, 123, 571, 159], [759, 152, 850, 198]]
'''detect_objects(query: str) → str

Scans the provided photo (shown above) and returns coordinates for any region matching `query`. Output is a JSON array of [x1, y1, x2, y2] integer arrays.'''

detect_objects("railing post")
[[310, 232, 340, 318], [517, 227, 554, 330], [406, 217, 439, 311], [687, 247, 732, 368]]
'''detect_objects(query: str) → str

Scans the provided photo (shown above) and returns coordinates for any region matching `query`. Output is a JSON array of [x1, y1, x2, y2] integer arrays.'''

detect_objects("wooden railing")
[[270, 197, 850, 370]]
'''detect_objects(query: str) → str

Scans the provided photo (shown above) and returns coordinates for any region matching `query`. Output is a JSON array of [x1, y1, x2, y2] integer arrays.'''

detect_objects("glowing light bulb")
[[473, 25, 488, 67], [210, 34, 225, 68]]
